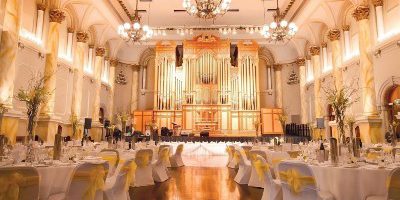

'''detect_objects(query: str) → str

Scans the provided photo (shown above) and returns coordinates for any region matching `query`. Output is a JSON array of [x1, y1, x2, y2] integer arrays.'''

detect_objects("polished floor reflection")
[[130, 167, 263, 200]]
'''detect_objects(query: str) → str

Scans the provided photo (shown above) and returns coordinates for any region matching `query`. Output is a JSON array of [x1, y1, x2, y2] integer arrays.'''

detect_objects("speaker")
[[316, 118, 325, 129], [84, 118, 92, 129], [104, 119, 110, 128]]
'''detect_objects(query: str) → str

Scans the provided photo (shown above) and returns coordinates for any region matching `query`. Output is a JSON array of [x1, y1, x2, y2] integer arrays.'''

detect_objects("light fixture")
[[182, 0, 232, 20], [117, 0, 153, 43], [260, 0, 297, 42]]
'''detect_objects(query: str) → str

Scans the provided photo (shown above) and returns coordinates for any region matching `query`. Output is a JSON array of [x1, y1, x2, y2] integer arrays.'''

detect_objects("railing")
[[157, 135, 310, 144]]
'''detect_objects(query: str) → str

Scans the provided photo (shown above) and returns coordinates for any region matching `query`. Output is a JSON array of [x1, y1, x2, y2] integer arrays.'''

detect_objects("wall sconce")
[[17, 41, 24, 49], [374, 49, 381, 58], [38, 52, 45, 59]]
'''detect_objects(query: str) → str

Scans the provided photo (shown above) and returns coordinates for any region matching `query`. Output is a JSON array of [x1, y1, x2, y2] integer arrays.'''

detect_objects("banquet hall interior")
[[1, 0, 400, 199]]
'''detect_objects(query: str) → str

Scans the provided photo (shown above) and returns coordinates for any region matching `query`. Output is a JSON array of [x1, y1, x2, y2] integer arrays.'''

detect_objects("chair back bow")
[[122, 161, 137, 190], [159, 147, 170, 165], [176, 144, 184, 155], [74, 165, 106, 200], [279, 169, 315, 194], [253, 157, 270, 181], [135, 150, 151, 168]]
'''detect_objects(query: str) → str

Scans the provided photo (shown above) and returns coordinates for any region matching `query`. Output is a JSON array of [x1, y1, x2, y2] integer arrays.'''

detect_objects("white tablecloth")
[[36, 165, 76, 200], [310, 164, 391, 200]]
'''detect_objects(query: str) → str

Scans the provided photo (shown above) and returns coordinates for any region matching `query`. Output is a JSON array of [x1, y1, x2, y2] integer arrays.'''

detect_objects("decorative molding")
[[327, 29, 341, 41], [89, 44, 95, 49], [273, 64, 282, 71], [296, 58, 305, 66], [95, 47, 105, 57], [309, 46, 320, 56], [110, 59, 119, 67], [139, 48, 156, 67], [67, 27, 75, 33], [49, 9, 65, 23], [258, 47, 275, 65], [76, 31, 89, 43], [321, 43, 327, 48], [352, 5, 370, 21], [372, 0, 383, 7], [342, 25, 350, 31], [37, 3, 46, 11]]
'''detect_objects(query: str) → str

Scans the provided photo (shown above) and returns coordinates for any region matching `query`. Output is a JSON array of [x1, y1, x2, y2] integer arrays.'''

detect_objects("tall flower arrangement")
[[70, 114, 79, 139], [0, 103, 8, 135], [116, 111, 129, 134], [16, 73, 51, 141], [324, 83, 359, 144], [278, 111, 288, 134]]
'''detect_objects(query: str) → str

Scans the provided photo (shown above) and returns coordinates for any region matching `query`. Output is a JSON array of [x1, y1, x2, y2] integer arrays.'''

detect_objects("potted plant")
[[324, 84, 358, 144], [16, 73, 51, 141]]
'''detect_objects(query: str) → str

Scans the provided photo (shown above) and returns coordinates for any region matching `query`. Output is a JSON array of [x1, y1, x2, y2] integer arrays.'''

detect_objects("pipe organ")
[[152, 35, 265, 135]]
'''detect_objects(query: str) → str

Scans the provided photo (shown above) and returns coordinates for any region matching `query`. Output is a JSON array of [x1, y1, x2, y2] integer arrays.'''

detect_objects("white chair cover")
[[133, 149, 154, 187], [170, 143, 184, 167], [234, 148, 252, 184], [158, 145, 172, 167], [99, 149, 120, 177], [252, 155, 283, 200], [152, 147, 170, 182], [0, 166, 39, 200], [104, 159, 135, 200], [366, 167, 400, 200], [227, 145, 237, 169], [66, 162, 109, 200], [248, 150, 268, 188], [278, 161, 334, 200]]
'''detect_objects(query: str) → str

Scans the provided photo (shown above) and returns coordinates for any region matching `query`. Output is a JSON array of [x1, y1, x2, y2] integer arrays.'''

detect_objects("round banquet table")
[[285, 160, 393, 200]]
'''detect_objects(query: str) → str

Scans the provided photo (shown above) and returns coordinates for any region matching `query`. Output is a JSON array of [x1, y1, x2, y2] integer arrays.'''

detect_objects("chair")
[[133, 149, 154, 187], [278, 161, 334, 200], [234, 148, 252, 184], [170, 143, 184, 167], [99, 149, 120, 177], [248, 150, 268, 188], [152, 147, 170, 182], [104, 159, 136, 200], [0, 167, 39, 200], [253, 155, 282, 200], [366, 167, 400, 200], [66, 162, 109, 200], [226, 145, 237, 169], [158, 145, 172, 167], [241, 145, 252, 158]]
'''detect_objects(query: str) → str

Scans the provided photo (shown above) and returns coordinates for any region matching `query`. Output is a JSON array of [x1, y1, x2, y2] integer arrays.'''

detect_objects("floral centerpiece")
[[16, 73, 51, 141], [324, 83, 358, 144], [116, 111, 129, 134], [70, 114, 79, 139], [278, 112, 288, 134], [389, 120, 399, 147]]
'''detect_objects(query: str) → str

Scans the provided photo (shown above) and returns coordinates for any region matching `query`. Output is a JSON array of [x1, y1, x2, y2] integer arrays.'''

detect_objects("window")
[[306, 59, 314, 82], [84, 46, 94, 74]]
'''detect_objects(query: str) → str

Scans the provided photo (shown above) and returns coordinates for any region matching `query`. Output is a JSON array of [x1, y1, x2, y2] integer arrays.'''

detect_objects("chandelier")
[[182, 0, 232, 20], [117, 0, 153, 43], [260, 0, 297, 42]]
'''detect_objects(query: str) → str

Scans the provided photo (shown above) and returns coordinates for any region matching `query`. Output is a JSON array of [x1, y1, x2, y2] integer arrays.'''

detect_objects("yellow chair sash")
[[101, 156, 118, 167], [279, 169, 315, 194], [253, 159, 270, 181], [122, 162, 137, 191], [0, 173, 24, 200], [74, 166, 106, 200], [160, 148, 170, 164], [249, 153, 258, 163], [234, 151, 241, 164], [176, 145, 184, 154], [136, 152, 150, 168]]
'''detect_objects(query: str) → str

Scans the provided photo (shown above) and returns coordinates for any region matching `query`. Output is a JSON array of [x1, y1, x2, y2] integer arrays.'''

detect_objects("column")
[[321, 43, 328, 69], [71, 32, 88, 118], [0, 0, 21, 106], [343, 25, 351, 58], [66, 27, 74, 58], [273, 64, 283, 108], [87, 45, 94, 73], [92, 47, 105, 122], [0, 0, 22, 144], [310, 46, 322, 119], [352, 5, 382, 143], [35, 3, 46, 39], [40, 9, 65, 116], [131, 66, 139, 113], [108, 59, 118, 120], [373, 0, 384, 40], [328, 29, 343, 90], [297, 58, 307, 124]]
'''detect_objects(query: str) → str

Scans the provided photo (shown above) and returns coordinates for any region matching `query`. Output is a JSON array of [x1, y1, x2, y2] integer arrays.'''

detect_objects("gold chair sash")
[[136, 152, 151, 168], [159, 148, 170, 164], [253, 159, 270, 181], [122, 162, 137, 191], [234, 151, 241, 163], [176, 145, 184, 154], [0, 172, 38, 200], [279, 169, 315, 194], [74, 166, 106, 200], [101, 155, 118, 167]]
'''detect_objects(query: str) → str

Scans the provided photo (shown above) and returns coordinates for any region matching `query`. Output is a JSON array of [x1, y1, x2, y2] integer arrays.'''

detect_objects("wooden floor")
[[129, 167, 263, 200]]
